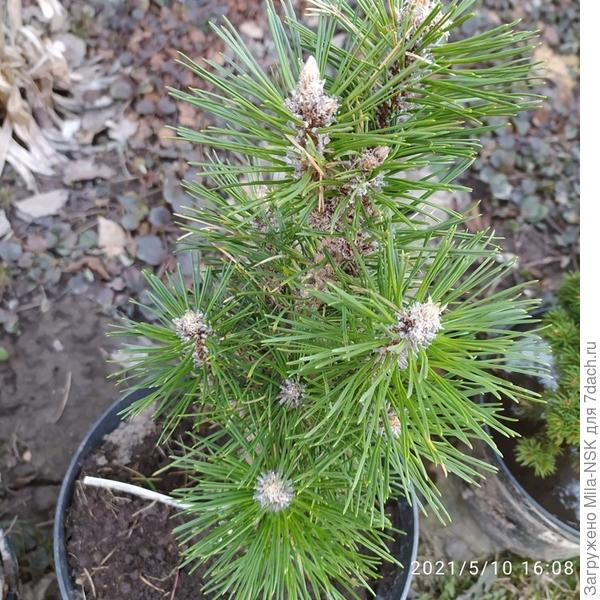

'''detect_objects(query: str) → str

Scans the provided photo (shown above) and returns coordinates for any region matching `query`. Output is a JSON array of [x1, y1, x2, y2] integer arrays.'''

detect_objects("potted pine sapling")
[[463, 274, 580, 560], [54, 1, 544, 598]]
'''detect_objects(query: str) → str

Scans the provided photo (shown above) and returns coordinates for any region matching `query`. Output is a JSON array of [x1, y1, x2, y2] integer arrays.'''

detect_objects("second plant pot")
[[54, 390, 419, 600], [461, 437, 579, 561]]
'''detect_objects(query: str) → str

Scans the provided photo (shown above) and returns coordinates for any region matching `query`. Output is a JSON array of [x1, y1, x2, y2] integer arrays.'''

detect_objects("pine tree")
[[113, 1, 546, 597]]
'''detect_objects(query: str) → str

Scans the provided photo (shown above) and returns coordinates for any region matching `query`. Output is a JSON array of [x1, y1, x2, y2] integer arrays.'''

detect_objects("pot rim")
[[53, 389, 151, 600], [478, 388, 580, 542], [53, 389, 419, 600]]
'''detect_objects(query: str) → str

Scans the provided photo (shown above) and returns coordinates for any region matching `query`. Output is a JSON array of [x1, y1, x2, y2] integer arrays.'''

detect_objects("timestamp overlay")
[[411, 561, 576, 578]]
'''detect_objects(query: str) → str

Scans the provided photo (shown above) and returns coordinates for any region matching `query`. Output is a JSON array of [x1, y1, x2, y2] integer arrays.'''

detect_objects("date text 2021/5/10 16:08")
[[411, 560, 576, 577]]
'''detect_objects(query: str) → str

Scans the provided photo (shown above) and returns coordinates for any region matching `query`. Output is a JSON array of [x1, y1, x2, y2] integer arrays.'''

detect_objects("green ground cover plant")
[[515, 272, 580, 477]]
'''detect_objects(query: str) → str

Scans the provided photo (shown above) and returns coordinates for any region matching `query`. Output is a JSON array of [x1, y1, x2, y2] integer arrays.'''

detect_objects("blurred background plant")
[[514, 272, 580, 477]]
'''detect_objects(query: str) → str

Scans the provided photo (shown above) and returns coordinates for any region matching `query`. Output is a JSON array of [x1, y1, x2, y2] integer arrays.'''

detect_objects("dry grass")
[[0, 0, 73, 189]]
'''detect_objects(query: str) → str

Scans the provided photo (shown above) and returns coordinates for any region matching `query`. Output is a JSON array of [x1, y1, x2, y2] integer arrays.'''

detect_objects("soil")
[[0, 296, 121, 598], [64, 410, 410, 600], [65, 413, 208, 600]]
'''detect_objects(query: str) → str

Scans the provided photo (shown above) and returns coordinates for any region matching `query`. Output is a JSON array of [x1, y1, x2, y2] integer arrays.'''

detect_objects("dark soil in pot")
[[63, 408, 417, 600], [492, 374, 579, 531], [65, 412, 207, 599]]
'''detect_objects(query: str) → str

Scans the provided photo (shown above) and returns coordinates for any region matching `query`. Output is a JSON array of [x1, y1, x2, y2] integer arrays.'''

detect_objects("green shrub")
[[113, 1, 544, 597]]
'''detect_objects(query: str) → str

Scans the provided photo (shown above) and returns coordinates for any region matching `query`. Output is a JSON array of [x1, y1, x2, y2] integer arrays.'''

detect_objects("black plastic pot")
[[54, 391, 419, 600], [54, 389, 150, 600], [461, 438, 579, 561]]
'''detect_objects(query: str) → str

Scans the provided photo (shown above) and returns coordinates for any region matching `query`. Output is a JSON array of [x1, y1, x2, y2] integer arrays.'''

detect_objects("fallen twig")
[[50, 370, 71, 424], [169, 569, 180, 600]]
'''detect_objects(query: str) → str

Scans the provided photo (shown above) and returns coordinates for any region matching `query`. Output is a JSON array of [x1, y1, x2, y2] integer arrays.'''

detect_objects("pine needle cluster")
[[515, 273, 580, 478], [112, 1, 546, 597]]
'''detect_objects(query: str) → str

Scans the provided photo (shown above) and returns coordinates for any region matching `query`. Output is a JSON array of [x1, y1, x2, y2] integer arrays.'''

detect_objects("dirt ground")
[[0, 298, 118, 597], [0, 0, 579, 597]]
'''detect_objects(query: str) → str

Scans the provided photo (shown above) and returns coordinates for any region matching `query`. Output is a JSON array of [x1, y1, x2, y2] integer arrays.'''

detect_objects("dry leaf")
[[63, 159, 116, 185], [14, 189, 69, 220], [0, 209, 12, 238], [107, 117, 138, 145], [61, 118, 80, 139], [533, 44, 578, 103], [1, 0, 75, 187], [55, 32, 86, 67], [37, 0, 67, 30], [65, 256, 111, 280], [0, 118, 12, 176], [240, 21, 264, 40], [7, 0, 23, 30], [97, 216, 127, 257]]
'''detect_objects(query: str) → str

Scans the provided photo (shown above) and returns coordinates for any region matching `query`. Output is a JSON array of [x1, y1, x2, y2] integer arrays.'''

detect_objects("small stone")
[[32, 486, 56, 513], [521, 178, 538, 195], [109, 276, 126, 291], [513, 116, 530, 136], [497, 135, 516, 150], [122, 267, 145, 293], [489, 173, 513, 201], [118, 194, 141, 212], [120, 51, 134, 67], [543, 25, 560, 47], [120, 582, 132, 595], [121, 212, 142, 231], [478, 166, 495, 184], [17, 252, 33, 269], [563, 209, 579, 225], [135, 235, 166, 265], [134, 98, 155, 115], [521, 196, 550, 224], [137, 289, 158, 321], [44, 231, 59, 249], [78, 230, 98, 249], [68, 275, 89, 295], [96, 286, 115, 309], [240, 20, 264, 39], [56, 33, 87, 67], [148, 206, 171, 229], [157, 97, 177, 116], [110, 78, 134, 100], [0, 309, 18, 333], [490, 149, 514, 171], [0, 241, 23, 262]]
